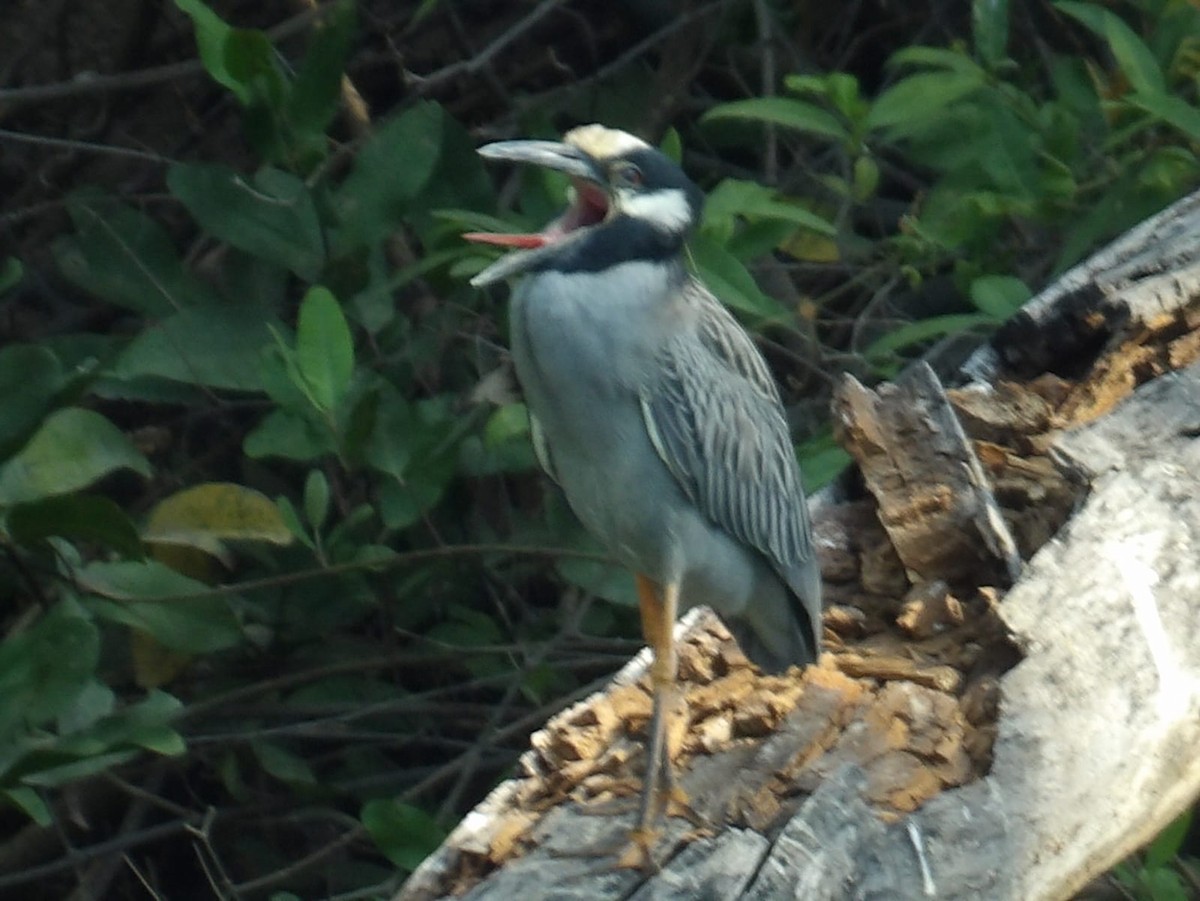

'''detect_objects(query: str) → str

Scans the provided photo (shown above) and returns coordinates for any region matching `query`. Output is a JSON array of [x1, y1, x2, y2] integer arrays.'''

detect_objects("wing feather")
[[638, 279, 814, 572]]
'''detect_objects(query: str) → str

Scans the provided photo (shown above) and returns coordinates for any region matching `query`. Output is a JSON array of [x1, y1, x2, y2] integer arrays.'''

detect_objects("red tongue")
[[463, 231, 548, 249]]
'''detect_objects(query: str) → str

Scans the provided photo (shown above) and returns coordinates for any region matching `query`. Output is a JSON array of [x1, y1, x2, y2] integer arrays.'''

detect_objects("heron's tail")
[[725, 561, 821, 674], [725, 612, 813, 674]]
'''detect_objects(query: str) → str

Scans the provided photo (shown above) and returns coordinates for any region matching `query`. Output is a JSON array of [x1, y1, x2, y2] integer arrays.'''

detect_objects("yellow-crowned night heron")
[[465, 124, 821, 858]]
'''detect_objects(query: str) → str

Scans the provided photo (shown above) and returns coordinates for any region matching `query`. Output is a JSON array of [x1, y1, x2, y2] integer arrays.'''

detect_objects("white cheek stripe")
[[620, 188, 692, 233]]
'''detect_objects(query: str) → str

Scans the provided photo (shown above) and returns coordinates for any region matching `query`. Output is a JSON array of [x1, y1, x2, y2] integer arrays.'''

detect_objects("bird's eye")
[[613, 163, 643, 188]]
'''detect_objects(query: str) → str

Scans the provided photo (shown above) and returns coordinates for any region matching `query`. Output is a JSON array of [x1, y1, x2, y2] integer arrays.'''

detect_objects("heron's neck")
[[531, 217, 689, 275]]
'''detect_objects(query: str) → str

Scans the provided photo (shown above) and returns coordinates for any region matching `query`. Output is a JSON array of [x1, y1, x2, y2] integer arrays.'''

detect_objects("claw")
[[615, 828, 659, 871]]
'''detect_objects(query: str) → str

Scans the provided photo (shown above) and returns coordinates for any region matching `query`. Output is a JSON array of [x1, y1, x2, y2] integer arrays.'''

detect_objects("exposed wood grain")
[[833, 362, 1022, 587]]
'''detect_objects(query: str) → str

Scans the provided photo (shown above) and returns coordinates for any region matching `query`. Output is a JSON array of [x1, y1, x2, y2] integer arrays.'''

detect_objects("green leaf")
[[433, 208, 531, 235], [257, 341, 308, 411], [361, 799, 446, 871], [865, 313, 995, 361], [687, 233, 790, 321], [704, 178, 836, 236], [969, 274, 1030, 320], [287, 0, 356, 137], [659, 127, 682, 163], [0, 344, 64, 456], [556, 554, 636, 608], [0, 257, 23, 294], [56, 195, 218, 316], [19, 750, 139, 788], [702, 97, 849, 143], [75, 559, 207, 601], [252, 741, 317, 786], [224, 29, 285, 108], [2, 788, 51, 825], [335, 103, 446, 246], [0, 408, 151, 506], [78, 562, 242, 653], [1145, 869, 1188, 901], [485, 402, 531, 448], [1145, 809, 1192, 870], [144, 482, 295, 549], [303, 470, 331, 531], [112, 301, 283, 391], [973, 0, 1010, 68], [796, 433, 852, 493], [8, 495, 144, 560], [296, 286, 354, 412], [168, 164, 325, 280], [1127, 91, 1200, 143], [244, 409, 336, 460], [378, 478, 443, 530], [1055, 2, 1165, 97], [174, 0, 272, 105], [116, 691, 186, 756], [783, 73, 867, 123], [363, 392, 415, 479], [0, 603, 99, 738], [1137, 146, 1200, 196], [427, 606, 502, 648], [57, 680, 115, 733], [889, 46, 987, 75], [273, 494, 315, 549], [866, 71, 986, 133], [1054, 170, 1164, 271]]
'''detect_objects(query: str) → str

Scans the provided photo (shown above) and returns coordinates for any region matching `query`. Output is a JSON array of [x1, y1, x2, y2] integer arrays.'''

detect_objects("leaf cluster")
[[1, 0, 1199, 895]]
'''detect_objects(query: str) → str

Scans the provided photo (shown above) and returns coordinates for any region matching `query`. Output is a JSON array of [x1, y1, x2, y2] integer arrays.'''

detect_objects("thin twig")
[[123, 854, 167, 901], [753, 0, 778, 184], [65, 764, 171, 901], [110, 542, 615, 605], [398, 672, 613, 805], [326, 875, 406, 901], [0, 5, 326, 107], [436, 627, 563, 820], [230, 824, 364, 894], [186, 808, 240, 900], [0, 127, 175, 164], [0, 820, 198, 893], [406, 0, 572, 93]]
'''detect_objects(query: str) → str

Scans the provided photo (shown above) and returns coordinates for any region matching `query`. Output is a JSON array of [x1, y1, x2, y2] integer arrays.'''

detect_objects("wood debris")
[[400, 189, 1200, 901]]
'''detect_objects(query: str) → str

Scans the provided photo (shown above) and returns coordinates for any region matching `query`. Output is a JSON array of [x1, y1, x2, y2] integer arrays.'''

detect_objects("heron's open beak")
[[465, 140, 610, 287]]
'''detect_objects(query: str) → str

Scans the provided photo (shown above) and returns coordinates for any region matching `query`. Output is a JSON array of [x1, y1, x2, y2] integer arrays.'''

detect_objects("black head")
[[466, 125, 705, 286]]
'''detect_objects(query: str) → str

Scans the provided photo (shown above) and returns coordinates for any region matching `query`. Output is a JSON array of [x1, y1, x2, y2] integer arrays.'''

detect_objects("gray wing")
[[638, 280, 815, 576]]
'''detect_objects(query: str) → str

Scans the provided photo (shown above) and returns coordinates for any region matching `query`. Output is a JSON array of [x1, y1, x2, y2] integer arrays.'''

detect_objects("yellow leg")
[[628, 575, 681, 859], [551, 576, 703, 872]]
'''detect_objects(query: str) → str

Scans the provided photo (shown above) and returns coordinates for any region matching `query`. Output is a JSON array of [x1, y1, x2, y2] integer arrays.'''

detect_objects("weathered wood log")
[[398, 188, 1200, 901], [833, 362, 1022, 588]]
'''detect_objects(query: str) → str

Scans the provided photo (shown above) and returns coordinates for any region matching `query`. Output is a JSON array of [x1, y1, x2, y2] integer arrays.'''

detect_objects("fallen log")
[[398, 189, 1200, 901]]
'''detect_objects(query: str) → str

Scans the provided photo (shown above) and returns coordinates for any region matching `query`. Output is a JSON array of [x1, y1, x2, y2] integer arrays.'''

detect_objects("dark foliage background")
[[0, 0, 1197, 897]]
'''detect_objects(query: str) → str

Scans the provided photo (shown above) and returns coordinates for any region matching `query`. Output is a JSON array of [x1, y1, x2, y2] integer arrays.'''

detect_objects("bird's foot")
[[661, 784, 707, 828], [611, 813, 714, 871], [614, 826, 659, 871], [544, 826, 660, 872], [545, 786, 708, 872]]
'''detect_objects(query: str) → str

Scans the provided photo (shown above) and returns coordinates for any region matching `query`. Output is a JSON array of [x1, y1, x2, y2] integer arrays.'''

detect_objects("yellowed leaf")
[[781, 231, 840, 263], [131, 629, 192, 688], [144, 482, 293, 548]]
